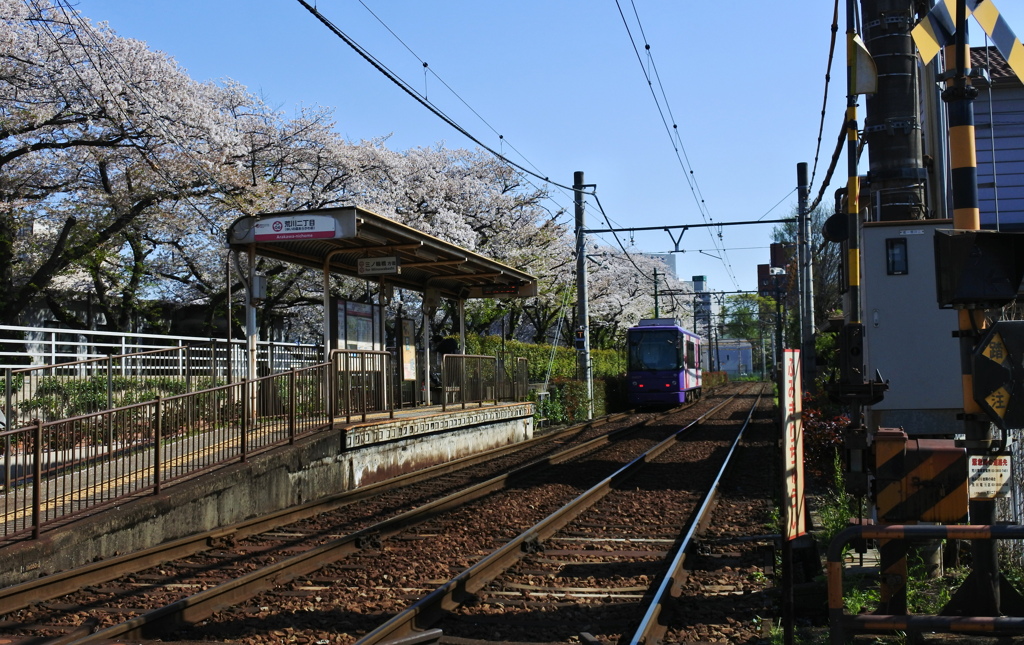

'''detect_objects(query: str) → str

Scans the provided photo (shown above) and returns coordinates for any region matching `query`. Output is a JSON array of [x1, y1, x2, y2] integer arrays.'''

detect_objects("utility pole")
[[574, 171, 594, 420], [797, 162, 816, 392], [653, 269, 660, 318]]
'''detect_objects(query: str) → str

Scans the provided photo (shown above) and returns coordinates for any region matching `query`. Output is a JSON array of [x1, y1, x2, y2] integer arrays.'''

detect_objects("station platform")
[[0, 400, 535, 587]]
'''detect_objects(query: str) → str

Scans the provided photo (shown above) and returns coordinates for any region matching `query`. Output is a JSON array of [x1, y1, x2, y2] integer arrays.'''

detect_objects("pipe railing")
[[330, 349, 394, 423], [1, 339, 322, 431], [827, 523, 1024, 643], [0, 349, 528, 543], [440, 355, 528, 411], [0, 362, 332, 542]]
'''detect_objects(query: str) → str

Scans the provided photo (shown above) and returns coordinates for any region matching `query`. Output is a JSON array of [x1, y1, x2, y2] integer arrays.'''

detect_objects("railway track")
[[0, 383, 775, 644]]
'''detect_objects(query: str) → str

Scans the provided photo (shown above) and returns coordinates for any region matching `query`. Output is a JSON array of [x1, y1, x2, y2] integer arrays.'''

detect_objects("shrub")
[[802, 395, 848, 481]]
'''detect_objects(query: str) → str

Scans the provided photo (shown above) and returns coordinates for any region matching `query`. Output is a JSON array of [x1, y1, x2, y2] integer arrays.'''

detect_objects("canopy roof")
[[226, 206, 538, 300]]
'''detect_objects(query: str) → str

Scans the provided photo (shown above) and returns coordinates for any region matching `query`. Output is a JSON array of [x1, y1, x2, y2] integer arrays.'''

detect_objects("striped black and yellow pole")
[[845, 3, 861, 328], [874, 429, 909, 614], [943, 0, 1000, 616]]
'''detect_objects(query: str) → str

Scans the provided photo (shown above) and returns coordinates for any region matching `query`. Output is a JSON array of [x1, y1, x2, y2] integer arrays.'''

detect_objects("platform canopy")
[[226, 206, 538, 300]]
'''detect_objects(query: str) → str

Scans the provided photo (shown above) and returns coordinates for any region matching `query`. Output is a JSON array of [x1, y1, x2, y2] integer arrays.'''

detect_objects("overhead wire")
[[809, 0, 841, 193], [614, 1, 738, 290], [353, 0, 577, 223], [295, 0, 577, 198], [758, 188, 798, 221], [588, 191, 692, 315], [300, 0, 686, 307], [302, 0, 726, 303]]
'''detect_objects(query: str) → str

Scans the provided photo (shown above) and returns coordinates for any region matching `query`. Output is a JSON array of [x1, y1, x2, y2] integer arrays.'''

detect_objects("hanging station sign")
[[228, 210, 358, 244], [254, 214, 344, 241], [357, 256, 400, 276]]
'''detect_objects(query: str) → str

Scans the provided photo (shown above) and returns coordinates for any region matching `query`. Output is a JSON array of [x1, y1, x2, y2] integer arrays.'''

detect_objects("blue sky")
[[77, 0, 1024, 295]]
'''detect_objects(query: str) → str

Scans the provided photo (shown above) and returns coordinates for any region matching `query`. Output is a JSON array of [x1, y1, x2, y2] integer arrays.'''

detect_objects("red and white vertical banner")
[[782, 349, 806, 540]]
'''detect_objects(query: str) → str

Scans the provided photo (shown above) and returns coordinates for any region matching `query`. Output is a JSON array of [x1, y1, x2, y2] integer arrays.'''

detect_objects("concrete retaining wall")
[[0, 402, 533, 587]]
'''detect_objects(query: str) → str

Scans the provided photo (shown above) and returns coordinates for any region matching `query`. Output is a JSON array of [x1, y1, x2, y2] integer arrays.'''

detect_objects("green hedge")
[[465, 335, 626, 382], [532, 376, 627, 425]]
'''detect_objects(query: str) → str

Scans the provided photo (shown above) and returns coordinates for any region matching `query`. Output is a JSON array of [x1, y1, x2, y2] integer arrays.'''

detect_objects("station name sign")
[[229, 210, 358, 245], [254, 215, 343, 241], [358, 256, 400, 276]]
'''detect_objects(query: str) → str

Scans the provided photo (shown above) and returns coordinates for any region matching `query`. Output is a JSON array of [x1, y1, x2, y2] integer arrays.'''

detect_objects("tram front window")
[[628, 331, 683, 371]]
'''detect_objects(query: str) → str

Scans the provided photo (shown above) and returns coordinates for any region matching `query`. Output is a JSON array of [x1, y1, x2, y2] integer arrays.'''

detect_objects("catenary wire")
[[296, 0, 576, 195], [809, 0, 840, 193], [614, 0, 737, 289], [353, 0, 576, 222]]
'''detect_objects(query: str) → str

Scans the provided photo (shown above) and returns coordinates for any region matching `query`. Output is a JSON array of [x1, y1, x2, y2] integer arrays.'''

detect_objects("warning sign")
[[973, 321, 1024, 429], [968, 454, 1012, 500]]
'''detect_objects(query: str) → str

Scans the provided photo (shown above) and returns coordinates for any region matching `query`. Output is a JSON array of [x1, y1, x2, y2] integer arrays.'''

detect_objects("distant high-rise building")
[[644, 253, 677, 279]]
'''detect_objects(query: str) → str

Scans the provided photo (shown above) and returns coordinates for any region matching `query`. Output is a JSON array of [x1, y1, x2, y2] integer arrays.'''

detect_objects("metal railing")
[[440, 355, 528, 411], [0, 349, 528, 542], [1, 337, 322, 430], [331, 349, 394, 423], [0, 361, 331, 541], [0, 324, 321, 370]]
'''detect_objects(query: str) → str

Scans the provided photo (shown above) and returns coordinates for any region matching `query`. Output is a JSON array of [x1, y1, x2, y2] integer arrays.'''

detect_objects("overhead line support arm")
[[581, 217, 795, 235]]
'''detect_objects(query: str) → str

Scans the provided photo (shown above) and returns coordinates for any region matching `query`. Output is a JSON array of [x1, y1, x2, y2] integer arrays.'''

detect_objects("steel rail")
[[0, 406, 634, 613], [628, 384, 766, 645], [36, 392, 720, 643], [352, 385, 755, 645]]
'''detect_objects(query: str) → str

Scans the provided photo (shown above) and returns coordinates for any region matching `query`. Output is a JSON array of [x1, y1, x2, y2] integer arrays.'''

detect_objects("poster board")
[[332, 299, 383, 352], [401, 318, 417, 381]]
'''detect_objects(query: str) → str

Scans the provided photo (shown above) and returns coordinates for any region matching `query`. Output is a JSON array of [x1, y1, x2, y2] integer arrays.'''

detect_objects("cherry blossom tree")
[[1, 0, 672, 355], [0, 0, 246, 329]]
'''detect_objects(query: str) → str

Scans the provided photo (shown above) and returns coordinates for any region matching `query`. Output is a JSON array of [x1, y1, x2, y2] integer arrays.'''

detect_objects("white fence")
[[0, 324, 321, 372]]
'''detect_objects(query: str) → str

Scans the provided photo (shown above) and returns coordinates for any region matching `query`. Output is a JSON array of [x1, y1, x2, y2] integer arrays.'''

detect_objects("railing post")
[[462, 356, 468, 410], [178, 341, 185, 381], [289, 368, 296, 444], [387, 354, 394, 419], [154, 397, 163, 494], [241, 379, 249, 463], [344, 354, 352, 424], [4, 366, 12, 431], [328, 353, 335, 421], [360, 352, 368, 423], [490, 357, 497, 406], [441, 356, 448, 412], [32, 418, 42, 539], [106, 357, 114, 412], [186, 345, 193, 393]]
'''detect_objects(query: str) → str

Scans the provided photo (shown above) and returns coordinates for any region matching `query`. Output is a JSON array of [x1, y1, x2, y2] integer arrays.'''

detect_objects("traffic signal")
[[574, 327, 586, 350]]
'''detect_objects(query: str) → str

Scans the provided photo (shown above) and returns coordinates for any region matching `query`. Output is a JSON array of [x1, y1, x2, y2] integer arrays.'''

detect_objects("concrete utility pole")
[[797, 162, 816, 391], [574, 171, 594, 420]]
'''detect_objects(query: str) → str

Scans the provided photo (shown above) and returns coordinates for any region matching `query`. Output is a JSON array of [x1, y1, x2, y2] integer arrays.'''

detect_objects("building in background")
[[973, 47, 1024, 231], [714, 338, 752, 378]]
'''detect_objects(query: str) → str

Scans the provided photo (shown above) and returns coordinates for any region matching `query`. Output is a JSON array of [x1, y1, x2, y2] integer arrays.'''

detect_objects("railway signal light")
[[574, 327, 586, 350]]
